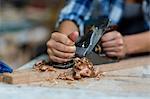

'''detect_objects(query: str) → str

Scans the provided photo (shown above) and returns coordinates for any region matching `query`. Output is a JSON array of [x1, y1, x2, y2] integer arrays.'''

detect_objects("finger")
[[51, 32, 74, 46], [68, 31, 79, 42], [101, 31, 122, 42], [47, 48, 53, 56], [47, 39, 76, 53], [106, 52, 117, 57], [51, 48, 75, 58], [47, 49, 71, 63], [47, 43, 75, 58], [103, 46, 124, 52], [49, 55, 71, 63], [102, 39, 123, 48], [106, 51, 125, 58]]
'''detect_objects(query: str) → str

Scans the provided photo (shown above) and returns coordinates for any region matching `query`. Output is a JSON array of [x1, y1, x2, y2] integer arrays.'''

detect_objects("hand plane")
[[52, 18, 118, 68], [75, 17, 118, 65]]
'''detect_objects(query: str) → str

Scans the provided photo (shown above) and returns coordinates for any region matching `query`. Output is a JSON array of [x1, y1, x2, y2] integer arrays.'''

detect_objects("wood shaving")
[[57, 72, 74, 81], [33, 60, 56, 72], [73, 57, 95, 80]]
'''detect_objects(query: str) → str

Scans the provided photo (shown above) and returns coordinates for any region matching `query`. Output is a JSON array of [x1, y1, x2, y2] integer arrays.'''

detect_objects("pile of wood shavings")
[[57, 57, 104, 80], [33, 58, 104, 81], [57, 70, 74, 81], [33, 60, 56, 72], [73, 57, 95, 80]]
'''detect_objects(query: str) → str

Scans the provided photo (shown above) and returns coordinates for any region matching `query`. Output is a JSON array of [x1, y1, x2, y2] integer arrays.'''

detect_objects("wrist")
[[124, 36, 133, 55], [58, 20, 79, 35]]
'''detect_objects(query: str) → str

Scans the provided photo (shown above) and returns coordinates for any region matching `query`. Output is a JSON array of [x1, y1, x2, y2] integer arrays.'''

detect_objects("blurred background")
[[0, 0, 65, 69]]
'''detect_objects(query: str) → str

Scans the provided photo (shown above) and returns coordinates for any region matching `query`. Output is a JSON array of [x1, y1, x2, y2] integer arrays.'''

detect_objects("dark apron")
[[118, 3, 149, 35]]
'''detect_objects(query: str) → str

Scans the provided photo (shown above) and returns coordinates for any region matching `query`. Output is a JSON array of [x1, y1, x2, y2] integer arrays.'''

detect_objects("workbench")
[[0, 54, 150, 99]]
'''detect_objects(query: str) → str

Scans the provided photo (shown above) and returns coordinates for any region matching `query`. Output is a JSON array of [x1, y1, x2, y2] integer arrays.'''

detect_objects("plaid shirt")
[[57, 0, 150, 35]]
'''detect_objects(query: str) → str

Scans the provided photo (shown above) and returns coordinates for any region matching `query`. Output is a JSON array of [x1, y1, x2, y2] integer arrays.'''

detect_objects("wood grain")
[[0, 75, 3, 82], [2, 69, 67, 84], [96, 55, 150, 72]]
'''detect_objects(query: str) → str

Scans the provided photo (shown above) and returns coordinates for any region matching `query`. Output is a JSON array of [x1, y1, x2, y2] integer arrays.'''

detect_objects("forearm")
[[124, 31, 150, 55], [58, 20, 79, 35]]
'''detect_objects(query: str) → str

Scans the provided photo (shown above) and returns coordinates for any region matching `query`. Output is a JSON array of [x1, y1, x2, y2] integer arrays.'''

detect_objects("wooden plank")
[[0, 75, 3, 82], [104, 65, 150, 77], [2, 69, 67, 84], [95, 55, 150, 72], [1, 55, 150, 84]]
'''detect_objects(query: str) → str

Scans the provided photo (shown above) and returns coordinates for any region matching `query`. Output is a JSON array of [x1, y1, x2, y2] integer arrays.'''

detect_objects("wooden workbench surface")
[[0, 54, 150, 99]]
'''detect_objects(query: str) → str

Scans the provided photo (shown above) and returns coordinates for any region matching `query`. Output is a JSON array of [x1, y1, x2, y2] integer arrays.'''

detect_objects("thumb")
[[68, 31, 79, 42]]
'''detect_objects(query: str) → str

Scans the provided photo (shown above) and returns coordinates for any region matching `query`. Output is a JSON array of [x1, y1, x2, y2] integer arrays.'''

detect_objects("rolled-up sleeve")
[[56, 0, 93, 36]]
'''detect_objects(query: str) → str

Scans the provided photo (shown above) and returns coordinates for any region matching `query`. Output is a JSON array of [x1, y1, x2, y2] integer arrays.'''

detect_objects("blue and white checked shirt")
[[57, 0, 150, 36]]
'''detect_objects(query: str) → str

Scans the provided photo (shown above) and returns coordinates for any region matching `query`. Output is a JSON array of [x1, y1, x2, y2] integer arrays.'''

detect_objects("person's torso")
[[91, 0, 149, 35], [118, 0, 148, 35]]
